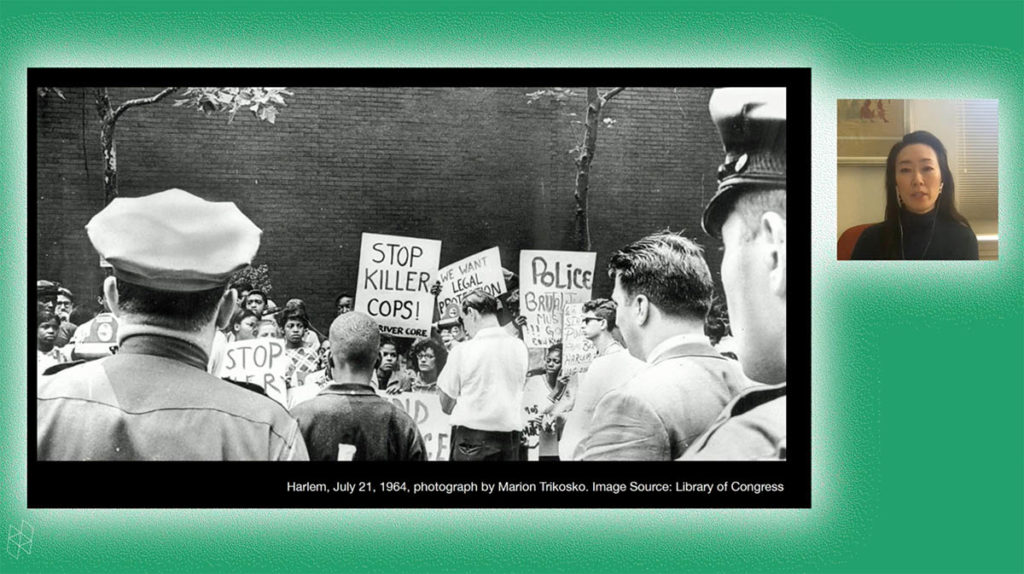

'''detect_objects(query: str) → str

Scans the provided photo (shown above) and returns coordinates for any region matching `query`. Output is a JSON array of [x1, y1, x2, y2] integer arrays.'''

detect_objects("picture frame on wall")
[[837, 99, 907, 165]]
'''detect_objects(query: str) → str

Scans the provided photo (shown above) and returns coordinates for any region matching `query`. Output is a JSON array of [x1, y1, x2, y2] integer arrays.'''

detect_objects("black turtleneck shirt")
[[851, 208, 979, 260]]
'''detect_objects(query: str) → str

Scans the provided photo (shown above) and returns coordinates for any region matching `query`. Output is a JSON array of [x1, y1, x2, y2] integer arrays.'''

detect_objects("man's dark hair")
[[461, 289, 499, 316], [335, 292, 354, 306], [704, 299, 731, 346], [582, 298, 617, 332], [246, 289, 267, 304], [379, 334, 397, 350], [115, 279, 225, 332], [607, 231, 714, 321]]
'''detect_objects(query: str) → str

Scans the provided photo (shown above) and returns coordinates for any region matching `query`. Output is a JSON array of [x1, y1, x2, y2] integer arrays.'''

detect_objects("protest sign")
[[379, 390, 452, 461], [436, 246, 507, 320], [561, 302, 597, 376], [518, 250, 596, 348], [355, 233, 442, 339], [220, 338, 290, 406]]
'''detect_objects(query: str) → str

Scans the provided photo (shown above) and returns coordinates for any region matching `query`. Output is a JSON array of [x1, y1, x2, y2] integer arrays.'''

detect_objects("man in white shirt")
[[438, 290, 529, 461], [580, 232, 750, 460], [560, 298, 647, 460]]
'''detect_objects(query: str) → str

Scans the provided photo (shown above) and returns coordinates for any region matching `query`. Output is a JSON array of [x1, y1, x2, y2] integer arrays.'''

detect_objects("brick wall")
[[35, 87, 725, 334]]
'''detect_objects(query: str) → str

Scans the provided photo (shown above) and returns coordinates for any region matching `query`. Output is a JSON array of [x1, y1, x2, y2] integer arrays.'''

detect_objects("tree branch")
[[112, 87, 181, 122], [601, 87, 625, 104]]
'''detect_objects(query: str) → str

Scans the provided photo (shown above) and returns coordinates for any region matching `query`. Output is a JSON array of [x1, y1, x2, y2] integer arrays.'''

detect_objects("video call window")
[[836, 99, 998, 261]]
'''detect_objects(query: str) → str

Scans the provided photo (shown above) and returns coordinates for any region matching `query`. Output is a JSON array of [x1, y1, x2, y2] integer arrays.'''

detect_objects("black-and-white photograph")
[[30, 70, 808, 507]]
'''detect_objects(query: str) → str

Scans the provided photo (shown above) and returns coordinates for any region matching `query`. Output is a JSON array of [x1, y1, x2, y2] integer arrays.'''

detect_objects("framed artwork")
[[837, 99, 907, 164]]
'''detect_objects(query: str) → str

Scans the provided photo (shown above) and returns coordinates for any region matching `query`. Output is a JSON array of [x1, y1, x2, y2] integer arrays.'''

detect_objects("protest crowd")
[[37, 88, 787, 462]]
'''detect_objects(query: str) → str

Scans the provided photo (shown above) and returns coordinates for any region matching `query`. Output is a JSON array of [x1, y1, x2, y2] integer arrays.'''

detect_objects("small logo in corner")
[[6, 520, 33, 559]]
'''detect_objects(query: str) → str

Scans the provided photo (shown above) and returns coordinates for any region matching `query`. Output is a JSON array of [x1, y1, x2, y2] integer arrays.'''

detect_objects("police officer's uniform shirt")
[[38, 334, 309, 461]]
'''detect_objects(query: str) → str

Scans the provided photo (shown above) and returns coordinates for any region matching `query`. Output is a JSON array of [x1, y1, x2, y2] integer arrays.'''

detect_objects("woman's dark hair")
[[408, 337, 448, 374], [230, 308, 258, 329], [879, 130, 972, 259], [277, 307, 309, 329]]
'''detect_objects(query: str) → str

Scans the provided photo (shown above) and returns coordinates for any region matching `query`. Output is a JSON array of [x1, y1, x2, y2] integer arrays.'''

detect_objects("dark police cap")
[[86, 188, 262, 292], [702, 88, 786, 238]]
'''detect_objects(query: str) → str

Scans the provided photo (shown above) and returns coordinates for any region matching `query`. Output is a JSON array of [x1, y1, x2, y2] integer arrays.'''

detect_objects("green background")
[[3, 2, 1021, 572]]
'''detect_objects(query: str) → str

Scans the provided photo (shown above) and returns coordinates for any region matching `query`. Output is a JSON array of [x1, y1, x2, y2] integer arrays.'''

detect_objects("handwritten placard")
[[518, 250, 596, 348], [379, 390, 452, 461], [436, 247, 507, 320], [561, 302, 597, 376], [220, 338, 290, 406], [355, 233, 442, 339]]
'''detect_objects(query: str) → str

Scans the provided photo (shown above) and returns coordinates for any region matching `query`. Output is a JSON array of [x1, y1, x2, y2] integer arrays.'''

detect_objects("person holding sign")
[[580, 232, 750, 461], [291, 312, 426, 461], [228, 309, 259, 343], [522, 343, 573, 461], [38, 188, 308, 461], [681, 87, 788, 460], [560, 298, 646, 460], [437, 290, 529, 461]]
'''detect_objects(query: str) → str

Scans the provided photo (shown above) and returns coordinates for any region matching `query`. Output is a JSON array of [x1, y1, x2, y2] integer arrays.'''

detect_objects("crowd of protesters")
[[36, 87, 787, 462]]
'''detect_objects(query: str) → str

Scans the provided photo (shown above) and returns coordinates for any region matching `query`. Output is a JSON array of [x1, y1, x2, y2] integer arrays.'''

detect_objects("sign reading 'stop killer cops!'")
[[355, 232, 442, 339], [519, 250, 596, 349]]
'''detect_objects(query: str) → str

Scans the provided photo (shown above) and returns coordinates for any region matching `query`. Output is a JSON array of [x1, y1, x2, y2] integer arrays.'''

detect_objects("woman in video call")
[[851, 130, 979, 260]]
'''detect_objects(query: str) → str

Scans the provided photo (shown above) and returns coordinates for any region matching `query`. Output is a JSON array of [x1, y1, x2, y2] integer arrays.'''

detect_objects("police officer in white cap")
[[38, 188, 309, 461], [680, 88, 788, 460]]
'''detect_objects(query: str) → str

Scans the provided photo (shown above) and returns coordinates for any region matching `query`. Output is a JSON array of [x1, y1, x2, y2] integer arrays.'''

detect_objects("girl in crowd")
[[227, 309, 259, 342], [37, 306, 69, 376], [523, 342, 573, 461], [389, 337, 448, 393]]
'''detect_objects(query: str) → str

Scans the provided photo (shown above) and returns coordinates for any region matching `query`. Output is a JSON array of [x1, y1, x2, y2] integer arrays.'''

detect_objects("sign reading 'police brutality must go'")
[[436, 247, 507, 320], [355, 233, 442, 339], [561, 302, 597, 376], [518, 250, 596, 349]]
